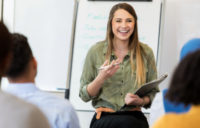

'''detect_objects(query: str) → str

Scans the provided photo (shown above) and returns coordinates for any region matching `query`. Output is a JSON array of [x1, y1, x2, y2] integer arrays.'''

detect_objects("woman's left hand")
[[125, 93, 143, 106]]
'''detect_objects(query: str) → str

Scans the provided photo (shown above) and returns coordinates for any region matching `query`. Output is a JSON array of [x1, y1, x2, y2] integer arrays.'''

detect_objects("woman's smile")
[[118, 30, 130, 36]]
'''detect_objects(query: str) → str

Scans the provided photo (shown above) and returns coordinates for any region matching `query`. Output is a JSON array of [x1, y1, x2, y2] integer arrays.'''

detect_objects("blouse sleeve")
[[79, 46, 100, 102]]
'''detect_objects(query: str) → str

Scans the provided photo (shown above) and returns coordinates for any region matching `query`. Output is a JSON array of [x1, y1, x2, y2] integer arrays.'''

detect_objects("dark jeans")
[[90, 111, 149, 128]]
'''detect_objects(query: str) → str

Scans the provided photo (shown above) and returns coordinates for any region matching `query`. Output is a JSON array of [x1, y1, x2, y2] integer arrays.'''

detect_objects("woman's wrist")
[[138, 97, 146, 107], [96, 75, 106, 84], [87, 76, 105, 97]]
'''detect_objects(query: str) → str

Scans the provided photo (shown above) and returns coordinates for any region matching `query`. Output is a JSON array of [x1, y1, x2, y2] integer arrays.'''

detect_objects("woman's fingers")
[[104, 60, 115, 71], [102, 59, 121, 70], [125, 93, 143, 106], [130, 94, 138, 98], [127, 93, 134, 97], [125, 93, 137, 105], [125, 94, 134, 105], [101, 60, 108, 67], [99, 59, 121, 79], [110, 64, 120, 75], [109, 60, 115, 67], [108, 59, 121, 69], [108, 59, 121, 75], [115, 59, 121, 64]]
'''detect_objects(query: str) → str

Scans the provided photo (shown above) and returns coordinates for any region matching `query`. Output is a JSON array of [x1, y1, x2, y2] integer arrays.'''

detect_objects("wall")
[[1, 0, 75, 91], [150, 0, 200, 127], [2, 0, 14, 32], [158, 0, 200, 91], [158, 0, 177, 91]]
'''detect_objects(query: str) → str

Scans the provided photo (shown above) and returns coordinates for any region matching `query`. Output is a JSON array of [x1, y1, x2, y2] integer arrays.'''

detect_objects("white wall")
[[2, 0, 14, 32], [158, 0, 177, 91], [150, 0, 200, 127], [158, 0, 200, 91], [1, 0, 76, 91]]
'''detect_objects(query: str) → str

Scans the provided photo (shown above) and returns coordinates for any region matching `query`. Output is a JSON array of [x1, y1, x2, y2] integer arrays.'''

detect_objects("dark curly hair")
[[0, 22, 13, 75], [6, 33, 33, 78], [165, 50, 200, 106]]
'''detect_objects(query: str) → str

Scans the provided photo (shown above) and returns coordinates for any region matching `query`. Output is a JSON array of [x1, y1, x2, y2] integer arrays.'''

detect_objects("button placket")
[[120, 62, 124, 106]]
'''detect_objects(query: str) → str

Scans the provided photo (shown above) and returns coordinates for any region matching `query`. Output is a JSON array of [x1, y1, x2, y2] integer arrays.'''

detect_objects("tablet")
[[134, 73, 168, 97], [118, 73, 168, 111]]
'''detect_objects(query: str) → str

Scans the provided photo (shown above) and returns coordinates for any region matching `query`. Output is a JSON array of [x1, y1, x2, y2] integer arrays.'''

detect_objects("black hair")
[[6, 33, 33, 78], [0, 22, 13, 75], [165, 50, 200, 106]]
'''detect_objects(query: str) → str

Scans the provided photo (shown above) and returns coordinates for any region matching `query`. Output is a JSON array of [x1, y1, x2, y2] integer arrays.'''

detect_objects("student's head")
[[0, 22, 13, 77], [105, 3, 147, 87], [6, 33, 37, 82], [166, 50, 200, 106], [180, 38, 200, 60]]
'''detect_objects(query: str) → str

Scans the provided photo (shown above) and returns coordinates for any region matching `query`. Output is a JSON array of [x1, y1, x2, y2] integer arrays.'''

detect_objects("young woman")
[[153, 50, 200, 128], [79, 3, 159, 128]]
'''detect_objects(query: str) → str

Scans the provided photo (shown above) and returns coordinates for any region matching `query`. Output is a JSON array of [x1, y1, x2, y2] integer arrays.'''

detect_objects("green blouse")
[[79, 41, 159, 111]]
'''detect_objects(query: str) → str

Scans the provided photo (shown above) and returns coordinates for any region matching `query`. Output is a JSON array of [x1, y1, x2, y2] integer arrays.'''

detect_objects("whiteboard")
[[69, 0, 161, 112], [2, 0, 75, 91]]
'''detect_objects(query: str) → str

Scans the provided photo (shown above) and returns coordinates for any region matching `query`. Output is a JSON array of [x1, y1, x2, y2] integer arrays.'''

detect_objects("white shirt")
[[4, 83, 80, 128]]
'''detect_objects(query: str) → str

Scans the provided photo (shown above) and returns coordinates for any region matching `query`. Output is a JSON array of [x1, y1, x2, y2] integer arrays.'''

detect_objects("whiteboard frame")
[[67, 0, 79, 90]]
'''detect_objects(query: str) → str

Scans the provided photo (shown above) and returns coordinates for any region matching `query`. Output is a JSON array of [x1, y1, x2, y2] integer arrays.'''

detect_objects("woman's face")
[[112, 9, 135, 42]]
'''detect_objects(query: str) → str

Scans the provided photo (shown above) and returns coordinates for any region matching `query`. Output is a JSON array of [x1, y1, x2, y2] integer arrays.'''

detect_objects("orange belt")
[[95, 107, 141, 119]]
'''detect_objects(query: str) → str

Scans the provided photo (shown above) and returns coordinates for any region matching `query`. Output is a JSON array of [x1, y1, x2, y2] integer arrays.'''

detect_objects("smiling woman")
[[79, 3, 159, 128]]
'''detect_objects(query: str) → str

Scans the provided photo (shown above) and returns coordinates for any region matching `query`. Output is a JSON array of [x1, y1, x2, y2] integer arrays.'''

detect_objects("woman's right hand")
[[97, 59, 121, 82], [86, 59, 121, 97]]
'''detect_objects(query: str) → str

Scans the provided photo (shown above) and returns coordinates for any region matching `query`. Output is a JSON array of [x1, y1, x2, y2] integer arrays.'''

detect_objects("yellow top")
[[153, 105, 200, 128]]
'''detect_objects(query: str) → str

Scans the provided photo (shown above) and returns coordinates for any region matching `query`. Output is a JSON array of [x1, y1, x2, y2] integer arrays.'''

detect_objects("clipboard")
[[119, 72, 168, 111]]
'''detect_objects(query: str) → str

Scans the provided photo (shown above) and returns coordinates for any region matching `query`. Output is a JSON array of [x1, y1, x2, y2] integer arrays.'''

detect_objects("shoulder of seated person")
[[37, 91, 75, 109], [153, 114, 179, 128]]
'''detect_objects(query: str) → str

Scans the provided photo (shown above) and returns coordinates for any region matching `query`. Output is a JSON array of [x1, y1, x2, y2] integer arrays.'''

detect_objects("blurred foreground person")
[[153, 50, 200, 128], [0, 22, 50, 128], [4, 33, 80, 128], [150, 38, 200, 126]]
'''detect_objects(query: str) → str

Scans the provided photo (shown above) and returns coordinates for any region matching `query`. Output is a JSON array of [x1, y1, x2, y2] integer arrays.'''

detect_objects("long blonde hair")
[[105, 3, 146, 87]]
